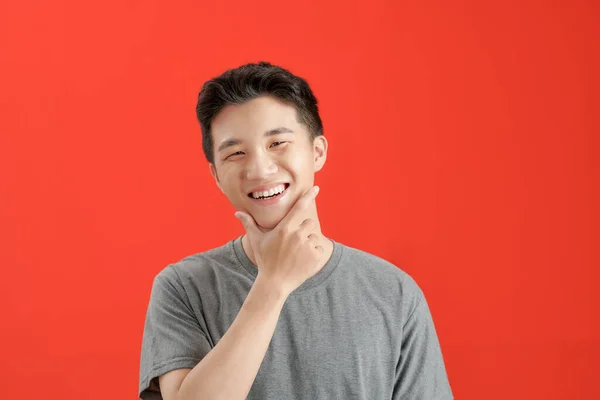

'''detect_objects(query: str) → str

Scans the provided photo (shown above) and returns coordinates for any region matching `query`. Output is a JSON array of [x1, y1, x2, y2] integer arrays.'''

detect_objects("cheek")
[[216, 168, 238, 194], [283, 143, 310, 162], [284, 151, 314, 174]]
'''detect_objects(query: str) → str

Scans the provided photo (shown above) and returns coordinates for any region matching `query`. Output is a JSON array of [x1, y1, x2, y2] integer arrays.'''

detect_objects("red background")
[[1, 1, 598, 399]]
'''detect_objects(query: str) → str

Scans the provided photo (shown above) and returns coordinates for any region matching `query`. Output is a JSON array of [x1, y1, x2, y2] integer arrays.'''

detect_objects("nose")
[[245, 151, 278, 181]]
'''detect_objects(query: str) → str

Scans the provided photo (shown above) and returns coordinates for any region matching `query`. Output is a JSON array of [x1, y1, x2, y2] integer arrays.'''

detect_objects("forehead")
[[211, 96, 301, 140]]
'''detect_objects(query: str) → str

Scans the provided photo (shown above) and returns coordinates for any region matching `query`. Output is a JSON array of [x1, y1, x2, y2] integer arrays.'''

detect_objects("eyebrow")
[[217, 127, 294, 153]]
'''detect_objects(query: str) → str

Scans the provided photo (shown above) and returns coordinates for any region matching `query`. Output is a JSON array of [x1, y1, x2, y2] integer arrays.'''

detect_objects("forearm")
[[177, 277, 287, 400]]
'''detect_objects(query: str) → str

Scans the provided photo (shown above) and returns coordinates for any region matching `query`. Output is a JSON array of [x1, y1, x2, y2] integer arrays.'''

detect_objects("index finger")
[[278, 186, 319, 230]]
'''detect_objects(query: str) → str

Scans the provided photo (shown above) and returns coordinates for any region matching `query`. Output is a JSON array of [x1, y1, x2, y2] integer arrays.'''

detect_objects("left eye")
[[271, 141, 285, 147]]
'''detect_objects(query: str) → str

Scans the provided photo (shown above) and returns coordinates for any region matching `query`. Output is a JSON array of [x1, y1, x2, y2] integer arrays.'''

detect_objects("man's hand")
[[234, 186, 324, 297]]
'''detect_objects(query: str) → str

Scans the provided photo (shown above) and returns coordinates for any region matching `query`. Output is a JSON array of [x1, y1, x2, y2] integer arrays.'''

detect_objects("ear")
[[313, 135, 328, 172], [209, 163, 224, 193]]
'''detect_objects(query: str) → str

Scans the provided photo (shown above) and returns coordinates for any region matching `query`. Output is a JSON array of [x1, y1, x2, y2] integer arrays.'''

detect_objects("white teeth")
[[252, 184, 285, 199]]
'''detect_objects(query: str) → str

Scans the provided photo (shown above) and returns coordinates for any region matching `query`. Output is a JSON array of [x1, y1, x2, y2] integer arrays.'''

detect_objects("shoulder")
[[153, 239, 237, 285], [336, 241, 425, 306]]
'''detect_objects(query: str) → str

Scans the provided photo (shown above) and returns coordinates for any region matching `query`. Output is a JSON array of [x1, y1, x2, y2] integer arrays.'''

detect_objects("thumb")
[[234, 211, 260, 236]]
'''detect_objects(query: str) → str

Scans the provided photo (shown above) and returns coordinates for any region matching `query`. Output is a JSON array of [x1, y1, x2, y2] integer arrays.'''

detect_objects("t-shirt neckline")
[[231, 235, 343, 294]]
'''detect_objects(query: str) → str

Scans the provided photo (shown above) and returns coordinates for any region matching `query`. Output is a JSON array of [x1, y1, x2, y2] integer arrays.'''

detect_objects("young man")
[[139, 61, 453, 400]]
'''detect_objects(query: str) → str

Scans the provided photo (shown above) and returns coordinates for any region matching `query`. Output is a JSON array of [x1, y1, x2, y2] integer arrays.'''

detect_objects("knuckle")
[[304, 219, 316, 230], [293, 229, 304, 241]]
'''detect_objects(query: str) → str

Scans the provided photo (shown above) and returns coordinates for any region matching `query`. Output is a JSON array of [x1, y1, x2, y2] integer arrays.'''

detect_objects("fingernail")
[[314, 186, 320, 194]]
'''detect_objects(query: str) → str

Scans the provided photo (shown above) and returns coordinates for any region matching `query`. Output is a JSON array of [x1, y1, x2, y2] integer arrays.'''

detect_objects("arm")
[[159, 276, 287, 400]]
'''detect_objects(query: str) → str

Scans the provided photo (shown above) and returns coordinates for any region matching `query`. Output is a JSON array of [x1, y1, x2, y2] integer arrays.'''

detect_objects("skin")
[[208, 95, 334, 271]]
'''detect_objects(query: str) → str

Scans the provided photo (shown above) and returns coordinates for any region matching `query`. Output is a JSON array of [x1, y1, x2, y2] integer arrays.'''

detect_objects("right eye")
[[227, 151, 244, 159]]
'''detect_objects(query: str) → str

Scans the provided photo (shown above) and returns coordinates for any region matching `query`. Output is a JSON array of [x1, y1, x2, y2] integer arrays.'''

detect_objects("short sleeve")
[[139, 266, 213, 400], [393, 288, 453, 400]]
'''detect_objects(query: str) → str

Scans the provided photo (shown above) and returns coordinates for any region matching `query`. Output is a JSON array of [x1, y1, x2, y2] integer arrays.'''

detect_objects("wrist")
[[253, 274, 289, 304]]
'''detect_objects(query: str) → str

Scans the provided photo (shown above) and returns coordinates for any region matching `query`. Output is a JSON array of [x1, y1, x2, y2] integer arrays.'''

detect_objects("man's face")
[[209, 95, 327, 230]]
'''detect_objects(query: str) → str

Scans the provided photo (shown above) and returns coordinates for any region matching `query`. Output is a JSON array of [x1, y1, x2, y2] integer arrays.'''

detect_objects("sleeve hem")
[[139, 357, 201, 398]]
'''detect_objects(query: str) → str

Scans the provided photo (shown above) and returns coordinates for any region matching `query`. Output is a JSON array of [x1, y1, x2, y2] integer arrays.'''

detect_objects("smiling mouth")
[[248, 183, 290, 200]]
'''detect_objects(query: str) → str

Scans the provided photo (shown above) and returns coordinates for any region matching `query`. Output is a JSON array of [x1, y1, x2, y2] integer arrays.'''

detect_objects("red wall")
[[1, 1, 598, 399]]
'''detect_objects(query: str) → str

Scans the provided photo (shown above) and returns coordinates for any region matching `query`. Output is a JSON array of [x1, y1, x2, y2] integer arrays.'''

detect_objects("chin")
[[254, 215, 284, 231]]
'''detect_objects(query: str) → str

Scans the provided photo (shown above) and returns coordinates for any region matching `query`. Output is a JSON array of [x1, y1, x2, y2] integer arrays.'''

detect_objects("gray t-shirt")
[[139, 236, 453, 399]]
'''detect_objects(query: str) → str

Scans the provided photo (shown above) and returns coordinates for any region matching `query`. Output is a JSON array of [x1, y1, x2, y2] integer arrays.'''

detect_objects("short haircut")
[[196, 61, 324, 164]]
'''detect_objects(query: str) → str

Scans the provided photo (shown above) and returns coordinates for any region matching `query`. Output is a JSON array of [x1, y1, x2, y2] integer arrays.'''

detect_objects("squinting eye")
[[227, 151, 244, 159], [271, 141, 286, 147]]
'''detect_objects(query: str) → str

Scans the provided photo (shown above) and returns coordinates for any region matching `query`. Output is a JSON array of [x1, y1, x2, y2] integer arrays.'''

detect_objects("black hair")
[[196, 61, 323, 164]]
